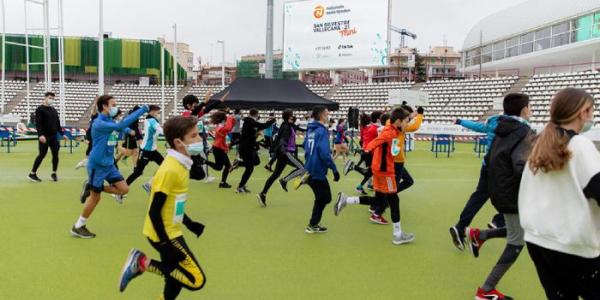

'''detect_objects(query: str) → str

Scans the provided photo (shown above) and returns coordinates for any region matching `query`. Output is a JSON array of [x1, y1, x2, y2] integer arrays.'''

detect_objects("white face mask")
[[46, 98, 54, 106]]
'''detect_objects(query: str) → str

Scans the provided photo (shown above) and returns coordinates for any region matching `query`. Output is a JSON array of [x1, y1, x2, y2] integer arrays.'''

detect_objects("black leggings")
[[31, 138, 60, 173], [261, 152, 304, 195], [148, 237, 206, 300], [359, 192, 400, 223], [238, 149, 260, 188], [126, 150, 164, 185], [357, 153, 373, 186], [527, 242, 600, 300], [308, 179, 332, 226], [209, 147, 231, 183]]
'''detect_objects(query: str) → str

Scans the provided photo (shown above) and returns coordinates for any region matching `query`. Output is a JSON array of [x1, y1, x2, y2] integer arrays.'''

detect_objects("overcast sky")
[[2, 0, 528, 66]]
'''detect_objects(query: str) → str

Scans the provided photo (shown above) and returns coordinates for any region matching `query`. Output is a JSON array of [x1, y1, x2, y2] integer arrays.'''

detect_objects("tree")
[[412, 48, 427, 82]]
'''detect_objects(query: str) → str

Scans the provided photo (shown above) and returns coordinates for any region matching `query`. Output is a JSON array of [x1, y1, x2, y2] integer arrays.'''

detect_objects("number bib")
[[391, 138, 401, 156], [173, 194, 187, 224], [107, 131, 118, 146]]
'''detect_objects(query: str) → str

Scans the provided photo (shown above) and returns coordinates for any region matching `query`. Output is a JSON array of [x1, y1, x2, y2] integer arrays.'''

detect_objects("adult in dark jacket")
[[467, 93, 534, 300], [256, 109, 305, 207], [233, 109, 276, 193], [29, 92, 66, 182]]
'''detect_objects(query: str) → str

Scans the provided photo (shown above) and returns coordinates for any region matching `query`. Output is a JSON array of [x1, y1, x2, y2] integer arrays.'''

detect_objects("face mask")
[[109, 106, 119, 118], [186, 142, 204, 156], [46, 99, 54, 106], [582, 120, 594, 133]]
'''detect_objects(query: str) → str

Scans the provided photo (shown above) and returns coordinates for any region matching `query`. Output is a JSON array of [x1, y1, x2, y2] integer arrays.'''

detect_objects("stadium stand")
[[10, 82, 98, 123], [111, 84, 182, 115], [521, 70, 600, 127], [422, 76, 518, 124], [330, 81, 413, 120]]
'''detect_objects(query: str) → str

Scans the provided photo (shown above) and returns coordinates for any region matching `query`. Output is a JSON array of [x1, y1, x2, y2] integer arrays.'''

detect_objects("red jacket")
[[366, 124, 400, 177], [362, 123, 379, 151], [213, 115, 235, 152]]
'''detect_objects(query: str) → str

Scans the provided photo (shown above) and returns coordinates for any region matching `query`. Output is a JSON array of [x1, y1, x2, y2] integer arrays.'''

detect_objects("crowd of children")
[[25, 86, 599, 300]]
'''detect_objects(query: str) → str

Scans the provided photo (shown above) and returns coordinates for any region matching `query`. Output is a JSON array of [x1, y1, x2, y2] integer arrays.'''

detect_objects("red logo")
[[314, 5, 325, 19]]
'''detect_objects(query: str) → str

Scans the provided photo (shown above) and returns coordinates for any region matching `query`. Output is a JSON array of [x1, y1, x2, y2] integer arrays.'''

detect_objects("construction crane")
[[391, 26, 417, 49]]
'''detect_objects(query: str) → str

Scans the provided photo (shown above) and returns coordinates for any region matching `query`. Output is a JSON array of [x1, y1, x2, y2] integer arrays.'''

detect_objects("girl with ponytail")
[[519, 88, 600, 299]]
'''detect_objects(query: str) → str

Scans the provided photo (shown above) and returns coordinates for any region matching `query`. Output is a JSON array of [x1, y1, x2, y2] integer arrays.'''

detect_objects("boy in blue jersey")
[[448, 115, 506, 251], [125, 105, 164, 187], [72, 95, 148, 238]]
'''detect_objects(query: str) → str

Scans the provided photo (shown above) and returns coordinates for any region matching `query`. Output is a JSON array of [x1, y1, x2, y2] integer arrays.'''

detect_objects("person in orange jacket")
[[208, 110, 235, 188], [333, 107, 416, 245]]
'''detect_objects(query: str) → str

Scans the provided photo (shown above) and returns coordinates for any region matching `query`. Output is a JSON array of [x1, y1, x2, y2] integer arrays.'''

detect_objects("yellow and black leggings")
[[148, 237, 206, 300]]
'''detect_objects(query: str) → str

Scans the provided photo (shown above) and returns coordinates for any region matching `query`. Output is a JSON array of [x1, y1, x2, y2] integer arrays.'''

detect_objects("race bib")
[[107, 131, 118, 146], [173, 194, 187, 224], [391, 138, 401, 156]]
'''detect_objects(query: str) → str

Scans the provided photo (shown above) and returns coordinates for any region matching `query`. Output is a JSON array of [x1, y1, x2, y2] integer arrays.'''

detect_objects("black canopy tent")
[[209, 78, 339, 111]]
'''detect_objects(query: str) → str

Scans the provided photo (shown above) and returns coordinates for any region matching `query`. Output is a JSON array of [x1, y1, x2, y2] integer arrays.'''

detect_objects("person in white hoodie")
[[519, 88, 600, 300]]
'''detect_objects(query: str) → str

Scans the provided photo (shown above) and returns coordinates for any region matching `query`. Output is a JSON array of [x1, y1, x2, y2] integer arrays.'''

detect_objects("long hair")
[[528, 88, 594, 174]]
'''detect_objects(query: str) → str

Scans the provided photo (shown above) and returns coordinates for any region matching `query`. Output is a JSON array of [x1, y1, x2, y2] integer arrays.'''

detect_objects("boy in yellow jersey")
[[118, 116, 207, 300]]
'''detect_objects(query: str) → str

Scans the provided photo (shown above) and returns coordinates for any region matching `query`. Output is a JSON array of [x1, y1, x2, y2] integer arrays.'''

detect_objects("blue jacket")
[[458, 115, 501, 165], [304, 121, 338, 180], [89, 106, 149, 167]]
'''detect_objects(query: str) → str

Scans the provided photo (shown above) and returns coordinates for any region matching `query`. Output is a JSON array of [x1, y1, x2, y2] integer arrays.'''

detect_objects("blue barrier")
[[0, 126, 17, 153], [474, 137, 490, 158], [61, 127, 82, 154], [431, 134, 455, 158]]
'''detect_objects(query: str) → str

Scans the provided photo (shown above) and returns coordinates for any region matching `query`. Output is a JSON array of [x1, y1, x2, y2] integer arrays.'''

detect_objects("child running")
[[303, 106, 340, 233], [72, 95, 148, 238], [334, 107, 415, 245], [343, 111, 383, 195], [467, 93, 534, 300], [257, 109, 305, 206], [519, 88, 600, 299], [448, 113, 505, 251], [118, 116, 206, 300], [125, 105, 164, 189], [207, 110, 235, 188]]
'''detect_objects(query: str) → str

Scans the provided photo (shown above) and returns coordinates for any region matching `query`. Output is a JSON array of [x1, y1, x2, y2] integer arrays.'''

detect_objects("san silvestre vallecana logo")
[[313, 5, 325, 19]]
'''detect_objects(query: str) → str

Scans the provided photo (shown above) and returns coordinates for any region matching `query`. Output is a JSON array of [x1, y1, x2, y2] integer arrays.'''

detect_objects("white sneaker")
[[392, 232, 415, 245], [75, 159, 88, 170], [333, 192, 347, 216], [112, 194, 126, 205], [204, 176, 215, 184]]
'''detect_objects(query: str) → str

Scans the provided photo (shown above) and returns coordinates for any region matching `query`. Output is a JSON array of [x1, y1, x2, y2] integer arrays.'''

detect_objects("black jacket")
[[239, 117, 276, 152], [35, 105, 62, 138], [485, 116, 534, 214]]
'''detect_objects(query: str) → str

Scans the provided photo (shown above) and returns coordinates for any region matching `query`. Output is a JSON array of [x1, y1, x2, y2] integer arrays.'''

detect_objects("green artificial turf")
[[0, 140, 545, 299]]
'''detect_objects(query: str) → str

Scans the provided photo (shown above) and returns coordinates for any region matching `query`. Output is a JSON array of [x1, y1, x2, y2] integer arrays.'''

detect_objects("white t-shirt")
[[519, 135, 600, 258]]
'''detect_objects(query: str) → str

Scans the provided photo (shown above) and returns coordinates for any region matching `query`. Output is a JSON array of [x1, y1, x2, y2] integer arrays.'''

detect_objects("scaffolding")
[[1, 0, 66, 125]]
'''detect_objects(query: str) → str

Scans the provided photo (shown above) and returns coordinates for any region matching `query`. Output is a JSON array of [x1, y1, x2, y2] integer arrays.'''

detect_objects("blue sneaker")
[[118, 248, 145, 292]]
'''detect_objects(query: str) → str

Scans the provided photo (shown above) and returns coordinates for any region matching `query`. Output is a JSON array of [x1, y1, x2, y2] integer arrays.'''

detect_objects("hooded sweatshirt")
[[304, 121, 338, 180]]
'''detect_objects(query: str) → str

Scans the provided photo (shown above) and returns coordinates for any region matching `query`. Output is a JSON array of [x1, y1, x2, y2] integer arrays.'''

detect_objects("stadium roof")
[[463, 0, 600, 50]]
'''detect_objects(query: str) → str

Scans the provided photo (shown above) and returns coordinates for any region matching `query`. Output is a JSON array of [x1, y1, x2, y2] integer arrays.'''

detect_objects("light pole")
[[265, 0, 274, 79], [173, 24, 178, 111], [217, 40, 225, 89], [98, 0, 104, 95]]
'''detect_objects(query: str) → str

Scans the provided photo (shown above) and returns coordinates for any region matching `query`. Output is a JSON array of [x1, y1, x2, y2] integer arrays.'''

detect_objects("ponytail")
[[528, 124, 571, 174], [528, 88, 594, 174]]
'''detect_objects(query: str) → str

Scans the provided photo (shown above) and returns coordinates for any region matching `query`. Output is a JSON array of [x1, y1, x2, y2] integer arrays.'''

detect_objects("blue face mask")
[[186, 142, 204, 156], [109, 106, 119, 118], [582, 120, 594, 133]]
